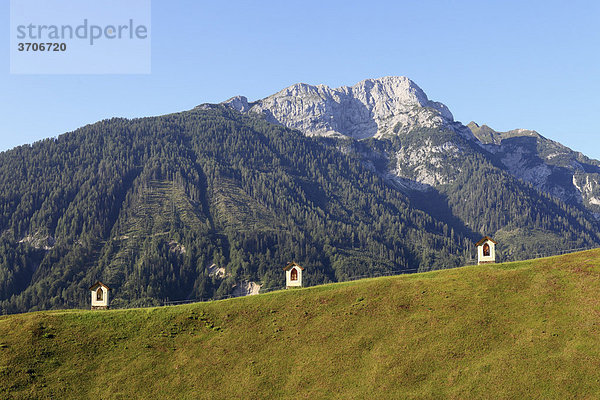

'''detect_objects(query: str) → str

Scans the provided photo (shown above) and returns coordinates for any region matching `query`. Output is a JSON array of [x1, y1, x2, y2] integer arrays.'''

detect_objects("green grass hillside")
[[2, 249, 600, 399]]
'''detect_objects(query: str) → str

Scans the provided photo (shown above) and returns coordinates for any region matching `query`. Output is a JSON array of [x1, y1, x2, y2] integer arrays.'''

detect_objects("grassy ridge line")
[[2, 249, 600, 399]]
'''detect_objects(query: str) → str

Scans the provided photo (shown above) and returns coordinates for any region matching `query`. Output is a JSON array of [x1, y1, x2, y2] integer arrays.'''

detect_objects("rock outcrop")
[[223, 76, 472, 140]]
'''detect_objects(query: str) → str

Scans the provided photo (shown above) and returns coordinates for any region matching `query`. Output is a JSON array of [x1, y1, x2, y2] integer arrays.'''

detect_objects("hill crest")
[[2, 248, 600, 399]]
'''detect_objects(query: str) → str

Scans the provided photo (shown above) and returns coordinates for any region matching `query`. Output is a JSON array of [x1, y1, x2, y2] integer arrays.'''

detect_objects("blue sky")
[[2, 0, 599, 159]]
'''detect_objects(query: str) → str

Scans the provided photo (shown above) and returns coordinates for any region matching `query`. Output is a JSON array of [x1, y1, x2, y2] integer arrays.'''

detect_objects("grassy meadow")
[[2, 249, 600, 399]]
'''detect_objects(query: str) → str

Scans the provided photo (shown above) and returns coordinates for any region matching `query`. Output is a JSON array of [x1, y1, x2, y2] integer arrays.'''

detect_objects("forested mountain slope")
[[226, 76, 600, 259], [0, 107, 471, 313], [1, 80, 599, 314]]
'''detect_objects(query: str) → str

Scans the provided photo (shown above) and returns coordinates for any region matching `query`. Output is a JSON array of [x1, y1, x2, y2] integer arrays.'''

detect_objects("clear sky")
[[2, 0, 599, 159]]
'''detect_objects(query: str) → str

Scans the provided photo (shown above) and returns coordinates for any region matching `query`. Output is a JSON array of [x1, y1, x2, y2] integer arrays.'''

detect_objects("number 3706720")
[[18, 43, 67, 51]]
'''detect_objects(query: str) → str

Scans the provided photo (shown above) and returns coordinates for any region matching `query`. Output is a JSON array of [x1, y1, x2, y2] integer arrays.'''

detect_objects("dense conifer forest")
[[0, 106, 598, 313]]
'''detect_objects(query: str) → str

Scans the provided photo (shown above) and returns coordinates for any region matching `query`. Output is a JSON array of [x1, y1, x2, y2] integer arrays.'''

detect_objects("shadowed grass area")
[[2, 249, 600, 399]]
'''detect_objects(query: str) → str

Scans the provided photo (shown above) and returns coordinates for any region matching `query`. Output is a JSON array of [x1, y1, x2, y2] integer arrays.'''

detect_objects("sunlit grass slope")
[[2, 249, 600, 399]]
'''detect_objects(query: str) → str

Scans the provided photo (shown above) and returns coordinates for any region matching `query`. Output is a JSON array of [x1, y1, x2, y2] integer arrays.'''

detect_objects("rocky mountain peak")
[[222, 76, 460, 139], [467, 121, 543, 145], [222, 95, 251, 113]]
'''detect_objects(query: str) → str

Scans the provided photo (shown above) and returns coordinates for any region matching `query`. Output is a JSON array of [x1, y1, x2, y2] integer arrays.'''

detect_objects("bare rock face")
[[207, 264, 226, 278], [223, 76, 468, 139], [18, 233, 55, 250], [232, 281, 261, 297], [223, 95, 252, 113], [393, 140, 464, 187], [573, 173, 600, 217], [222, 76, 600, 218]]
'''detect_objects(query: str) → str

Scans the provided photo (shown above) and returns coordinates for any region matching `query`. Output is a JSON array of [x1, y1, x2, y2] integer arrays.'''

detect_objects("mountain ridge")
[[467, 121, 600, 216], [223, 76, 600, 218], [223, 76, 473, 140], [0, 77, 599, 314]]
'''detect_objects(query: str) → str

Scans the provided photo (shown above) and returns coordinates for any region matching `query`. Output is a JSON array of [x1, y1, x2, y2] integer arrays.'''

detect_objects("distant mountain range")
[[224, 76, 600, 218], [1, 77, 599, 314]]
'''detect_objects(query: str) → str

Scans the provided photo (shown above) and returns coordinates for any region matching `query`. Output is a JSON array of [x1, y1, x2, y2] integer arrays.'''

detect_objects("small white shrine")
[[89, 281, 111, 310], [283, 262, 304, 288], [476, 236, 497, 265]]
